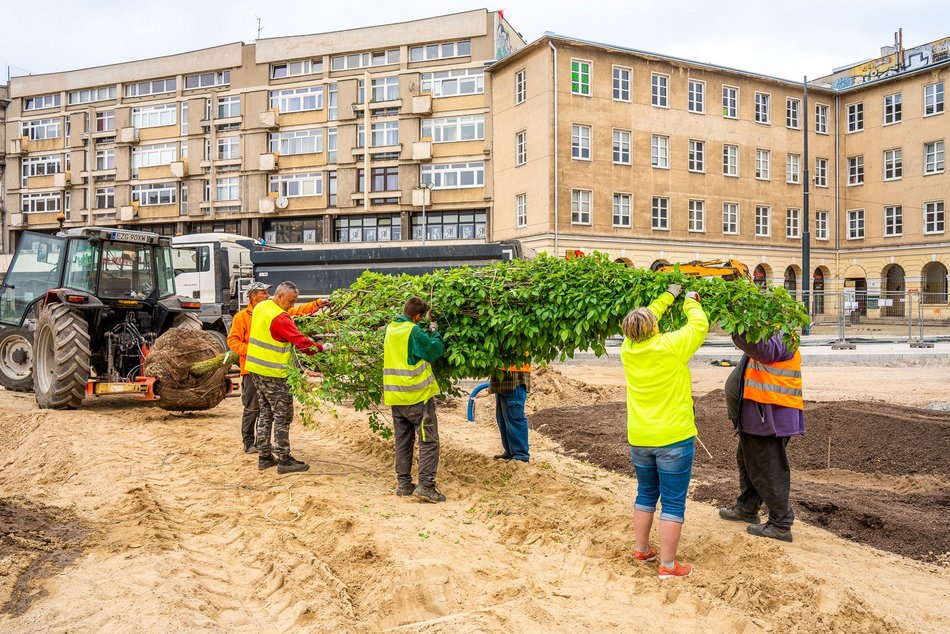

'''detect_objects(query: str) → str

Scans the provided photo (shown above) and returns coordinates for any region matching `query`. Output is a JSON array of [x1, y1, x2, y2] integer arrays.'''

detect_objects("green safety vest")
[[383, 321, 440, 406], [245, 299, 291, 378]]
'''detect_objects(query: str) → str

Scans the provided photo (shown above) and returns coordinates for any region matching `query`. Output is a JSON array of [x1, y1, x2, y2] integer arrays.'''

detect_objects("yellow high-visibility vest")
[[245, 299, 291, 378], [383, 321, 440, 406], [743, 350, 804, 410]]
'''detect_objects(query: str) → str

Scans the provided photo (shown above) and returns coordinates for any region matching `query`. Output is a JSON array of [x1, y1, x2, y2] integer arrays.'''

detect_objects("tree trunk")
[[188, 351, 238, 377]]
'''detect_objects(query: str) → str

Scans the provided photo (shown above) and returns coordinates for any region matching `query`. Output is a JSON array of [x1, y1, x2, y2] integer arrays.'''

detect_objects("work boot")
[[493, 453, 513, 460], [244, 444, 259, 454], [413, 484, 446, 503], [258, 454, 277, 470], [276, 456, 310, 474], [719, 506, 761, 524], [747, 523, 793, 543], [396, 482, 416, 497]]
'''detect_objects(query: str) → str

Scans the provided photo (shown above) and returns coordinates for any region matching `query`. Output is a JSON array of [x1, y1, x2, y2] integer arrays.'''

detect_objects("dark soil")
[[0, 498, 87, 615], [530, 392, 950, 564]]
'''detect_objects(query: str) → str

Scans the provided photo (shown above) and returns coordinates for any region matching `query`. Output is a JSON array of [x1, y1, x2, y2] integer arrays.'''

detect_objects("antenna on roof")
[[256, 16, 263, 40]]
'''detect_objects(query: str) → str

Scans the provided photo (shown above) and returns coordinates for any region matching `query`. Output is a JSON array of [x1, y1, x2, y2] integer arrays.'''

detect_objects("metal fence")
[[800, 290, 950, 344]]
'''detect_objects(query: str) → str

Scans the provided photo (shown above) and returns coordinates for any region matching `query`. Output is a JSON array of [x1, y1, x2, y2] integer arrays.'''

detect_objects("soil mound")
[[143, 329, 230, 411]]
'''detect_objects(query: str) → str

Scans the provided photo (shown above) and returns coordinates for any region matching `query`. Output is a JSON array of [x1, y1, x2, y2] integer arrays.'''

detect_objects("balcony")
[[411, 95, 432, 114], [351, 191, 403, 203], [259, 198, 276, 214], [119, 205, 138, 221], [137, 162, 186, 180], [118, 127, 140, 144], [8, 137, 28, 155], [259, 110, 280, 129], [351, 144, 402, 157], [352, 98, 403, 114], [8, 213, 24, 227], [259, 153, 279, 171], [412, 141, 432, 161]]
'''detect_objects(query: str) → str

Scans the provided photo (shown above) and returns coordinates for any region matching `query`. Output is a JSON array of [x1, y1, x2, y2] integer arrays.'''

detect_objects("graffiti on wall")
[[828, 36, 950, 90], [494, 11, 520, 61]]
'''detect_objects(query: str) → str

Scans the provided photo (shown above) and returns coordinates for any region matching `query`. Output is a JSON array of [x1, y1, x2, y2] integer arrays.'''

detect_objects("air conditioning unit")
[[412, 141, 432, 161], [259, 198, 276, 214], [170, 161, 187, 178], [119, 205, 137, 221], [259, 153, 278, 171], [259, 110, 279, 129], [119, 127, 140, 144], [9, 213, 24, 227], [411, 95, 432, 115], [53, 172, 71, 187]]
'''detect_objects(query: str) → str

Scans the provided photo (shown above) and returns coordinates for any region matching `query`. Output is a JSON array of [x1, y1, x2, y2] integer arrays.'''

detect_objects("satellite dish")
[[275, 196, 289, 209]]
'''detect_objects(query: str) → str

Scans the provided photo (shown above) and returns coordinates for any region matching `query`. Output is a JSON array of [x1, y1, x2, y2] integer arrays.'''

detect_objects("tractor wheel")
[[33, 304, 91, 410], [172, 312, 203, 330], [0, 327, 34, 392], [206, 329, 228, 354]]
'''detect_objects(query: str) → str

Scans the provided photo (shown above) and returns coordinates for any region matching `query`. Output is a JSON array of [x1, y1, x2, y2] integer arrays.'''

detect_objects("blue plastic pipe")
[[467, 382, 490, 422]]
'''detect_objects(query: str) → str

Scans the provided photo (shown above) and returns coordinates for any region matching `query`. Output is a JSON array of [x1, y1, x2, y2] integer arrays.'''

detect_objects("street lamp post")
[[415, 181, 434, 246]]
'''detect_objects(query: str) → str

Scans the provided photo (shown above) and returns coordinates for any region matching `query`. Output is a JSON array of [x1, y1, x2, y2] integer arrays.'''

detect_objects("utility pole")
[[256, 17, 263, 40], [802, 76, 811, 335]]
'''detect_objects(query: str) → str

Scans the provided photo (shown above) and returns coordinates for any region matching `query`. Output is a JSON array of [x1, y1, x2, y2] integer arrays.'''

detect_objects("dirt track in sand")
[[0, 365, 948, 632]]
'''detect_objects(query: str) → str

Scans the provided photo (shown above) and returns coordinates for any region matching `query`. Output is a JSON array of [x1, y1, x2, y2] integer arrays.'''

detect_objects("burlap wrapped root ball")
[[144, 328, 231, 411]]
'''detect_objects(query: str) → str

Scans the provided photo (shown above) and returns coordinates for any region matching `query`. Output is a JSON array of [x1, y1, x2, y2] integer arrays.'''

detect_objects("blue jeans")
[[629, 438, 695, 523], [496, 385, 529, 461]]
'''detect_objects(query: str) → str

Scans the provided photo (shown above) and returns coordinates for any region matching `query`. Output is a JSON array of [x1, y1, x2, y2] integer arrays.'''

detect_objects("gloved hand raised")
[[428, 321, 439, 333], [667, 283, 682, 298], [684, 291, 700, 303]]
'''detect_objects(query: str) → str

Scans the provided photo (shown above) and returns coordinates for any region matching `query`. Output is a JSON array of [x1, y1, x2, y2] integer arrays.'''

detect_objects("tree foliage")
[[288, 252, 810, 436]]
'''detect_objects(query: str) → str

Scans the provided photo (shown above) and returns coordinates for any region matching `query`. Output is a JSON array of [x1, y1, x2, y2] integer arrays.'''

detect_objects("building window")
[[131, 142, 177, 177], [68, 86, 115, 105], [515, 69, 526, 105], [422, 115, 485, 143], [269, 128, 323, 155], [651, 197, 669, 230], [613, 193, 631, 227], [786, 208, 801, 238], [571, 59, 591, 96], [183, 70, 229, 90], [421, 68, 484, 97], [360, 167, 399, 193], [95, 187, 115, 209], [924, 82, 944, 116], [924, 141, 945, 174], [847, 102, 864, 132], [330, 49, 399, 71], [327, 170, 336, 205], [847, 155, 864, 185], [132, 182, 177, 206], [571, 189, 592, 224], [124, 77, 176, 98], [924, 200, 945, 234], [333, 214, 402, 242], [786, 153, 801, 184], [327, 83, 338, 120], [571, 124, 591, 160], [815, 211, 828, 240], [613, 66, 631, 101], [722, 85, 738, 118], [217, 137, 240, 160], [412, 211, 485, 240], [786, 98, 801, 129], [847, 209, 865, 239], [651, 135, 669, 168], [723, 202, 738, 234], [263, 217, 322, 244], [612, 129, 631, 164], [420, 162, 485, 189], [21, 118, 61, 140], [95, 149, 115, 171], [132, 103, 177, 129], [216, 177, 239, 201], [815, 103, 829, 133], [884, 205, 903, 236], [326, 128, 337, 163], [96, 110, 115, 132], [20, 155, 61, 187], [269, 86, 324, 112], [755, 206, 770, 237], [24, 93, 61, 111], [883, 93, 902, 125], [516, 193, 527, 228], [815, 157, 829, 187], [269, 172, 323, 197], [371, 76, 400, 102], [21, 192, 62, 214], [755, 148, 770, 180], [688, 139, 705, 172], [688, 79, 704, 113], [216, 95, 240, 119], [409, 40, 471, 62], [515, 131, 527, 166], [370, 121, 399, 147], [688, 199, 705, 232], [722, 144, 739, 177], [651, 73, 669, 107], [754, 92, 770, 123], [270, 59, 322, 79], [884, 148, 902, 180]]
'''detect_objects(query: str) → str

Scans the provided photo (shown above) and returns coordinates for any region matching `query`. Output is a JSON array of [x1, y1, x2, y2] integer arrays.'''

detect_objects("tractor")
[[0, 227, 204, 409]]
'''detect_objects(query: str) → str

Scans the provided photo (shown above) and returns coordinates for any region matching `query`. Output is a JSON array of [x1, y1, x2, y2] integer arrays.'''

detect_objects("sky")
[[1, 0, 948, 83]]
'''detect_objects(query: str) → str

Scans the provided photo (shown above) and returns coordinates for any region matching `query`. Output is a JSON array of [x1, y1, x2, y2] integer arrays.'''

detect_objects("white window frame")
[[612, 66, 631, 102], [516, 193, 527, 228], [847, 102, 864, 132], [815, 157, 829, 187], [68, 86, 116, 105], [815, 211, 829, 241], [688, 139, 705, 173], [884, 205, 903, 237], [216, 95, 240, 119], [421, 115, 485, 143], [515, 130, 527, 166], [755, 148, 771, 180], [131, 142, 178, 176], [409, 40, 471, 62], [184, 70, 230, 90], [754, 92, 771, 124], [570, 59, 592, 97], [651, 134, 669, 169], [612, 193, 631, 227], [571, 188, 592, 225], [514, 69, 526, 105], [815, 103, 829, 134], [420, 162, 485, 190], [95, 187, 115, 210], [786, 97, 801, 129], [131, 103, 177, 129], [370, 121, 399, 147], [924, 200, 945, 234], [786, 207, 801, 239], [847, 155, 864, 185], [786, 153, 801, 184], [270, 59, 323, 80], [217, 136, 240, 160], [651, 197, 670, 230], [612, 129, 631, 165], [421, 68, 484, 98], [722, 202, 739, 235], [651, 73, 669, 108], [722, 144, 739, 177], [124, 77, 176, 98], [571, 124, 591, 161], [131, 182, 177, 206], [269, 86, 324, 113], [924, 82, 944, 117], [95, 148, 115, 171], [847, 208, 865, 239], [688, 79, 705, 114], [883, 148, 902, 181], [755, 206, 771, 237], [688, 199, 705, 232], [269, 128, 323, 155], [924, 141, 945, 174], [722, 85, 738, 118], [884, 93, 902, 125], [21, 192, 62, 214], [269, 172, 324, 197], [216, 177, 240, 201], [96, 110, 116, 132], [21, 118, 61, 140], [24, 94, 61, 111], [330, 49, 399, 71], [371, 76, 400, 102], [20, 154, 61, 186]]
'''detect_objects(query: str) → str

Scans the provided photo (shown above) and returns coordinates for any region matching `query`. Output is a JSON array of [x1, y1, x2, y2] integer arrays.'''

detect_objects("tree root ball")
[[144, 329, 230, 411]]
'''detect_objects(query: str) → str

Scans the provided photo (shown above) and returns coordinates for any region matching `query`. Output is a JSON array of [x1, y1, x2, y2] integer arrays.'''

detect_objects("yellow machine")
[[657, 259, 751, 281]]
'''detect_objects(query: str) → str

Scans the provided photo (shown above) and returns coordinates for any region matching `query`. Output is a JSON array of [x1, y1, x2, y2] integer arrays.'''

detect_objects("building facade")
[[488, 34, 949, 314], [2, 10, 523, 249]]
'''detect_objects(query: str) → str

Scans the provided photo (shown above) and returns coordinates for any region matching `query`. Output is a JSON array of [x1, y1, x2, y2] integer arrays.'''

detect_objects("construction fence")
[[801, 290, 950, 344]]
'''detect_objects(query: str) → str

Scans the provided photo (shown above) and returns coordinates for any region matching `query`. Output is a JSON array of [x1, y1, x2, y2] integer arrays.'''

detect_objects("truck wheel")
[[33, 304, 91, 410], [206, 329, 228, 354], [173, 312, 203, 330], [0, 328, 34, 392]]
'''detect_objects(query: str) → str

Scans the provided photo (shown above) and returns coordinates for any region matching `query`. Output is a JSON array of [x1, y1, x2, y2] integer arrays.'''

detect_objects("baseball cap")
[[245, 281, 272, 298]]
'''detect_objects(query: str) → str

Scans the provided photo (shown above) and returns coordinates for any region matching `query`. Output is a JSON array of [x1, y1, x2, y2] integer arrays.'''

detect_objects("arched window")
[[922, 262, 949, 304], [812, 268, 825, 315], [753, 265, 769, 290], [883, 264, 905, 317], [783, 266, 798, 300]]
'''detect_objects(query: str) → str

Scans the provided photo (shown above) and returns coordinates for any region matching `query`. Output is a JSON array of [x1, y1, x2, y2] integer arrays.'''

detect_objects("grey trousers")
[[392, 398, 439, 488], [241, 374, 260, 448]]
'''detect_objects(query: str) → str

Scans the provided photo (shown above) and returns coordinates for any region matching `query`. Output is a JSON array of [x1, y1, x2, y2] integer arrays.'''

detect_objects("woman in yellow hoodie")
[[621, 284, 709, 579]]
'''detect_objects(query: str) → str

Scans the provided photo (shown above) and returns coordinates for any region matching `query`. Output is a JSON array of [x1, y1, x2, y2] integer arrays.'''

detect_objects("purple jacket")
[[730, 334, 805, 437]]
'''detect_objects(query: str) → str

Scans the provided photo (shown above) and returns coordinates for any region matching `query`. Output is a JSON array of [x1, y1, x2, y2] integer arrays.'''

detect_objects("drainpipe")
[[549, 40, 558, 257], [834, 95, 841, 290]]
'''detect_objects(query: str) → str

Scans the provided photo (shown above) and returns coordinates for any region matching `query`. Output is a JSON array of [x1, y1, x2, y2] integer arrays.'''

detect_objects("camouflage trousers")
[[251, 374, 294, 460]]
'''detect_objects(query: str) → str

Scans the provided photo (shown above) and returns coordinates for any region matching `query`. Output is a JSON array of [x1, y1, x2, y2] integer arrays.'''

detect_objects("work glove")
[[320, 342, 334, 353], [684, 291, 700, 303], [667, 283, 682, 298], [318, 298, 332, 309], [428, 321, 439, 333]]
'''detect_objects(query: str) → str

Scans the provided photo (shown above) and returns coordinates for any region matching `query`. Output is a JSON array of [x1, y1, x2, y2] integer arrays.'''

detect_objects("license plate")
[[110, 231, 150, 243]]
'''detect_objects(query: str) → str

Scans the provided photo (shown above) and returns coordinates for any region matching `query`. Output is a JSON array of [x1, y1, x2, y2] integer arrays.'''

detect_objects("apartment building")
[[488, 34, 949, 310], [2, 10, 523, 249]]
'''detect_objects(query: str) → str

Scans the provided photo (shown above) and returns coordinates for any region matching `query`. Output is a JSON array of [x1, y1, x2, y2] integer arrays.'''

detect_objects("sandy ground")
[[0, 363, 948, 633]]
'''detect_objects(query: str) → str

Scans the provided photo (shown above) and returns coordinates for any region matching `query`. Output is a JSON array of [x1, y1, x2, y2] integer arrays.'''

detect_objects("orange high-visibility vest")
[[743, 350, 804, 410], [506, 363, 531, 372]]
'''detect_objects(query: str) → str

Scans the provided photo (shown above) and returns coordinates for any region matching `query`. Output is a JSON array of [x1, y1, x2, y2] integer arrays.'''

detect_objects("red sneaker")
[[632, 548, 656, 562], [658, 562, 693, 579]]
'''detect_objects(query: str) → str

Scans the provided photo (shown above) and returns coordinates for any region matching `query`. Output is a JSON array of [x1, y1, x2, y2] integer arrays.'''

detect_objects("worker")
[[383, 296, 446, 503], [227, 281, 330, 454], [719, 331, 805, 542], [245, 281, 330, 474], [490, 362, 531, 462], [621, 283, 709, 579]]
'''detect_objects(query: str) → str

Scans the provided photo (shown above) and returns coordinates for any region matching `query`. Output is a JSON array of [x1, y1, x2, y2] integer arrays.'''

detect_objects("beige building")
[[488, 34, 949, 316], [3, 10, 523, 249]]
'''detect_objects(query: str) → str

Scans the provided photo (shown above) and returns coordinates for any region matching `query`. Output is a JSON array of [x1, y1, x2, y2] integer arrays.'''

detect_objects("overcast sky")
[[2, 0, 948, 82]]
